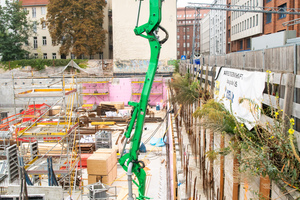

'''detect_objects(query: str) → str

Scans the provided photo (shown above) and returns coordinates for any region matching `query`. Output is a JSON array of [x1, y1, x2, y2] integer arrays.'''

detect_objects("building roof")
[[21, 0, 49, 6], [177, 7, 209, 20]]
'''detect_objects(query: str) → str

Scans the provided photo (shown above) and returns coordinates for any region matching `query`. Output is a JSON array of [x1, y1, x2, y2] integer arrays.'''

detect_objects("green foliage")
[[168, 59, 180, 73], [0, 59, 88, 71], [0, 0, 34, 61], [169, 73, 200, 104], [194, 98, 300, 189], [193, 99, 236, 134], [46, 0, 107, 57]]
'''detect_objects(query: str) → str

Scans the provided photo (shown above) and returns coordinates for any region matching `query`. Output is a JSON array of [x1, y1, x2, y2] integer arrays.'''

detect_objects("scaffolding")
[[80, 79, 110, 105], [9, 73, 83, 199], [131, 77, 164, 105]]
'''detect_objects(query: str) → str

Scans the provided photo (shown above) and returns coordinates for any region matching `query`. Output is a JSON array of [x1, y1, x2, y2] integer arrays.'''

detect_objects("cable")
[[143, 109, 169, 144], [158, 25, 169, 45]]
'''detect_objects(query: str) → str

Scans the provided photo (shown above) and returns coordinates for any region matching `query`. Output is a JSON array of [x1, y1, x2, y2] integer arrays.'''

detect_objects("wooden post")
[[204, 65, 209, 92], [282, 73, 295, 134], [211, 66, 216, 98], [259, 175, 271, 200], [209, 129, 214, 200], [219, 135, 225, 200], [232, 156, 239, 200], [199, 65, 204, 91]]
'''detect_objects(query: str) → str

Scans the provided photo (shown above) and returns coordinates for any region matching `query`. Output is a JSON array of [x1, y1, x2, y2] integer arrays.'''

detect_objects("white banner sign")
[[214, 68, 266, 129]]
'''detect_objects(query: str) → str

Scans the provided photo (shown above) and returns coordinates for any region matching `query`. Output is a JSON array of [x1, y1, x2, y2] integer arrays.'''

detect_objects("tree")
[[46, 0, 107, 58], [0, 0, 34, 61]]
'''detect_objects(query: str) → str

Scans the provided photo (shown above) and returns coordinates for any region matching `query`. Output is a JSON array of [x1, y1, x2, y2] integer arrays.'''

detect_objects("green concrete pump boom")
[[118, 0, 168, 199]]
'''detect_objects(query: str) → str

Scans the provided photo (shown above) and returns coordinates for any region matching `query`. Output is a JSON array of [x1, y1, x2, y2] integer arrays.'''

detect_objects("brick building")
[[227, 0, 300, 53], [177, 7, 209, 60], [264, 0, 300, 35]]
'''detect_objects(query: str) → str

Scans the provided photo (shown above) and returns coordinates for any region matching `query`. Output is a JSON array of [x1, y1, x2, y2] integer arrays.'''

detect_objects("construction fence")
[[171, 58, 300, 199]]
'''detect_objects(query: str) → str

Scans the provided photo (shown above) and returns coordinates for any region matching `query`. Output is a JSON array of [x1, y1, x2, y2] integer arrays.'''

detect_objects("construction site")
[[0, 0, 300, 199]]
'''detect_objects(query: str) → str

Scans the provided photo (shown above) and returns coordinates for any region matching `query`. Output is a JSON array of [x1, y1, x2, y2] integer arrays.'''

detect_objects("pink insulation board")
[[82, 78, 167, 106]]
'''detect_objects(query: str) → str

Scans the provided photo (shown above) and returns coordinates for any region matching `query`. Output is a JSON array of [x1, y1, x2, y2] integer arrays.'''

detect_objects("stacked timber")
[[87, 148, 117, 185], [38, 143, 67, 155], [99, 102, 124, 110], [96, 104, 117, 116]]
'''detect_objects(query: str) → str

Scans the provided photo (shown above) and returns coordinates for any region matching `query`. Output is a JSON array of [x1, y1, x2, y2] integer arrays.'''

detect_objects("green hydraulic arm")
[[118, 0, 168, 199]]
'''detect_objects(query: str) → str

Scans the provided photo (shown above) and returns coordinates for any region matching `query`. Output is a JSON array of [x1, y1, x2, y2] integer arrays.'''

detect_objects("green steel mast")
[[118, 0, 168, 199]]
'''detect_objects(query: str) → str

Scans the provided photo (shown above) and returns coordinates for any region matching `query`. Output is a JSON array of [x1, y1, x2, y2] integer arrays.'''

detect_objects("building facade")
[[227, 0, 300, 53], [210, 0, 227, 55], [177, 7, 209, 60], [0, 0, 12, 7], [200, 13, 210, 55], [264, 0, 300, 36], [112, 0, 177, 61], [229, 0, 264, 52], [21, 0, 112, 60]]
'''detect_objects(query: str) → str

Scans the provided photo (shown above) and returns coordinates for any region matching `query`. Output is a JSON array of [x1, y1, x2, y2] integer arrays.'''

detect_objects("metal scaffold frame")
[[9, 72, 83, 199]]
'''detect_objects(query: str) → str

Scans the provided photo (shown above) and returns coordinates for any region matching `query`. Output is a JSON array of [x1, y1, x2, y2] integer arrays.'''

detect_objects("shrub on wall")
[[0, 59, 88, 71]]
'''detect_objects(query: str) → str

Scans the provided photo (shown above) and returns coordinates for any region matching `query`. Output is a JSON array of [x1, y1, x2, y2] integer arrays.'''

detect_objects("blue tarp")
[[149, 137, 166, 147]]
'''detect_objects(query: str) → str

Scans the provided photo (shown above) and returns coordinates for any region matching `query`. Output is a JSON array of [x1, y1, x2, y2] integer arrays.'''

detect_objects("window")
[[242, 21, 244, 31], [177, 35, 180, 40], [240, 40, 243, 49], [187, 27, 189, 32], [183, 43, 186, 48], [247, 39, 251, 48], [250, 0, 252, 7], [177, 28, 179, 32], [228, 29, 231, 37], [71, 54, 76, 59], [33, 37, 38, 49], [247, 19, 249, 29], [52, 53, 56, 59], [177, 51, 180, 56], [177, 43, 180, 48], [183, 35, 186, 40], [256, 14, 258, 25], [42, 22, 46, 29], [250, 17, 252, 28], [23, 8, 27, 12], [266, 0, 271, 3], [183, 51, 186, 55], [253, 16, 255, 27], [34, 53, 38, 59], [41, 7, 46, 15], [32, 7, 36, 18], [183, 28, 186, 32], [42, 36, 47, 45], [266, 13, 272, 24], [187, 43, 190, 47], [43, 53, 47, 59], [187, 35, 190, 40], [33, 22, 37, 33], [187, 51, 190, 55], [278, 4, 286, 19]]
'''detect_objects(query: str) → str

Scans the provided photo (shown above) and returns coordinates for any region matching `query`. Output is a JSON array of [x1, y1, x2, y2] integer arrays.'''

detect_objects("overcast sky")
[[177, 0, 214, 8]]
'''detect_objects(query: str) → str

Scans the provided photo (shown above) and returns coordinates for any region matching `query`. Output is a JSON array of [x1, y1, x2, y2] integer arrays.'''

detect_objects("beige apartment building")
[[112, 0, 177, 61], [22, 0, 112, 60]]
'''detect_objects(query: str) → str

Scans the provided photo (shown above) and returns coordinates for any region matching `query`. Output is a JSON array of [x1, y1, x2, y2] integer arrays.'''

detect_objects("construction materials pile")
[[87, 148, 117, 185]]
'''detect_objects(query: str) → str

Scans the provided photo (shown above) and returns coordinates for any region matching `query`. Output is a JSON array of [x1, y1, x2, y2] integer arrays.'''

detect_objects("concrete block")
[[7, 185, 63, 200]]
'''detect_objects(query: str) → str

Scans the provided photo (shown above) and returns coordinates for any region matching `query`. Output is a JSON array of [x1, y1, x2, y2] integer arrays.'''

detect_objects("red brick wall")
[[264, 0, 300, 37]]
